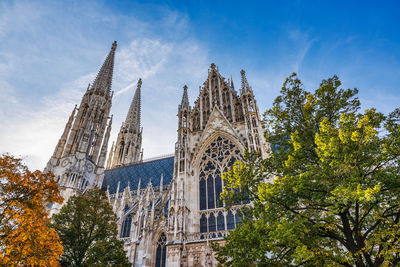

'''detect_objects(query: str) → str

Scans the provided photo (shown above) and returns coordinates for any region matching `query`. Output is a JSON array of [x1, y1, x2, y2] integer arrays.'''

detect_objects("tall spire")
[[108, 78, 143, 169], [125, 78, 142, 133], [90, 41, 117, 97], [240, 69, 252, 94], [45, 41, 117, 214], [180, 85, 190, 107]]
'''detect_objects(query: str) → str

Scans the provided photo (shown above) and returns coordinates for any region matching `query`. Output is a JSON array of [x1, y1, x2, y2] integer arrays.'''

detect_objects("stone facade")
[[48, 42, 268, 266], [103, 63, 269, 266], [46, 42, 116, 215]]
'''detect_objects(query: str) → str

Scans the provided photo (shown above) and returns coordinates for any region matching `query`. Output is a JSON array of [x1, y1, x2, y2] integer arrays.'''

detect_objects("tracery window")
[[199, 136, 243, 233], [120, 214, 132, 238], [155, 233, 167, 267], [199, 136, 241, 211]]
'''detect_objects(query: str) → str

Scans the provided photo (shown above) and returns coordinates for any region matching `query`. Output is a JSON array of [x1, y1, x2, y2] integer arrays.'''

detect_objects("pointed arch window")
[[200, 214, 207, 233], [120, 214, 132, 238], [217, 211, 225, 231], [227, 210, 235, 230], [199, 136, 243, 233], [199, 136, 240, 211], [155, 232, 167, 267], [209, 213, 216, 232]]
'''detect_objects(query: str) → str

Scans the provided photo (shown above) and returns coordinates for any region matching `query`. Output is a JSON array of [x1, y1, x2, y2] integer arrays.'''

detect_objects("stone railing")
[[186, 230, 229, 243]]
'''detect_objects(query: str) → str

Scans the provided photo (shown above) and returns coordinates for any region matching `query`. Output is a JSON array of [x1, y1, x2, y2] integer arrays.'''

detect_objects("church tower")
[[98, 63, 269, 266], [46, 41, 117, 213], [166, 64, 269, 266], [106, 78, 143, 169]]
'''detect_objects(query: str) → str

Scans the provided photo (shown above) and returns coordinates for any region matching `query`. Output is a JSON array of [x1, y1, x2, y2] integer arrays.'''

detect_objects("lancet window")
[[155, 233, 167, 267], [120, 214, 132, 238]]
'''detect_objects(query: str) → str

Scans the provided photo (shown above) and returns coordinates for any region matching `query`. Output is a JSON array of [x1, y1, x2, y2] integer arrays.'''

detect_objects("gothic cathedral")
[[46, 42, 269, 266]]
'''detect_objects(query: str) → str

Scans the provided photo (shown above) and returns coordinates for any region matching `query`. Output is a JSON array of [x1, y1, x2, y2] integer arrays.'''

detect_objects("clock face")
[[86, 163, 94, 173], [61, 159, 69, 167]]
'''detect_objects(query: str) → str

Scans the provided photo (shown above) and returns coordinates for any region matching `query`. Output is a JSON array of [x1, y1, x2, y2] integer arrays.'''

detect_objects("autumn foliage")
[[0, 154, 63, 266]]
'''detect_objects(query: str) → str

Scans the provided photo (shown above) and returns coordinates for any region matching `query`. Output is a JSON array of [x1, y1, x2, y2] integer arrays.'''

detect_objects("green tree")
[[214, 74, 400, 266], [52, 188, 130, 267]]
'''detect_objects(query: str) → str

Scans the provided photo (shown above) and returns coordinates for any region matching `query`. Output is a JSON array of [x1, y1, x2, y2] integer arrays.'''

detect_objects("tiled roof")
[[101, 156, 174, 194]]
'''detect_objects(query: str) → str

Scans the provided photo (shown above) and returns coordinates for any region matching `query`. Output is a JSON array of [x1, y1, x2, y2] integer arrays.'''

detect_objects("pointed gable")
[[199, 106, 244, 147]]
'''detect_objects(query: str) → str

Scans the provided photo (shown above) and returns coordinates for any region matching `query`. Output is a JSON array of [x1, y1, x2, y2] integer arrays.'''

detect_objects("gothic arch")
[[154, 232, 167, 267], [120, 213, 133, 238], [192, 130, 244, 169], [192, 131, 245, 227]]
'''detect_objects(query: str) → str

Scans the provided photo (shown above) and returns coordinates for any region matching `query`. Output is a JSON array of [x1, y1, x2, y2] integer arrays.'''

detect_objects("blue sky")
[[0, 0, 399, 170]]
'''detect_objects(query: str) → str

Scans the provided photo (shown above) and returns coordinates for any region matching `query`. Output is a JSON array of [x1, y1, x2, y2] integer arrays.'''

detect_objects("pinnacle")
[[230, 75, 235, 90], [240, 69, 252, 94], [180, 85, 190, 107]]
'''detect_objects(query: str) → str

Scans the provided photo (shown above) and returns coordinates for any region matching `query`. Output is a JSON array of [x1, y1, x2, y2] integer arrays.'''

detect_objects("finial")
[[111, 41, 117, 51], [210, 63, 216, 70], [138, 78, 142, 86]]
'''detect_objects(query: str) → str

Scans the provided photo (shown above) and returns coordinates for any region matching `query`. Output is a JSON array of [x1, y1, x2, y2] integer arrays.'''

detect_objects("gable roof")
[[101, 155, 174, 194]]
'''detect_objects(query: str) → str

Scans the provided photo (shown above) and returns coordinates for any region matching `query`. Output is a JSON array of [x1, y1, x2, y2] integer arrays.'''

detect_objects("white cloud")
[[111, 37, 209, 161], [0, 1, 209, 170]]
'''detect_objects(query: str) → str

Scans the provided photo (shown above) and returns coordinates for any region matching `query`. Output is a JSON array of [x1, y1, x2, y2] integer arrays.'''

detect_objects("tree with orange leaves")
[[0, 154, 63, 266]]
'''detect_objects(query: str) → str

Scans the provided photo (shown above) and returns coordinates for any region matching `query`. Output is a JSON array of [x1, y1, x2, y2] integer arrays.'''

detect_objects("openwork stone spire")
[[180, 85, 190, 108], [90, 41, 117, 97], [125, 78, 142, 133], [107, 79, 143, 169], [240, 69, 252, 94]]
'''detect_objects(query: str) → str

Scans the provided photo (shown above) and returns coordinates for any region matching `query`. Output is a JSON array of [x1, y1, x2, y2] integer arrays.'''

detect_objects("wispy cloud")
[[287, 28, 316, 73], [0, 0, 209, 170]]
